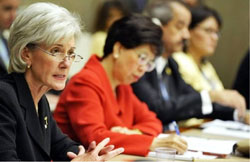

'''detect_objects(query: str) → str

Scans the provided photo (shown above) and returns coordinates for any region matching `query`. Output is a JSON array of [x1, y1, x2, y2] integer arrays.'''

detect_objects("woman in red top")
[[54, 14, 187, 156]]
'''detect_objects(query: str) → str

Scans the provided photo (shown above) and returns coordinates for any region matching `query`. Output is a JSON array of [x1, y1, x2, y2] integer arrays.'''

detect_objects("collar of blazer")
[[12, 73, 50, 156]]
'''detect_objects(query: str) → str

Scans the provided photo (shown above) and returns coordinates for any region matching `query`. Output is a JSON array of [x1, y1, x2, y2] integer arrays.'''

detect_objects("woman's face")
[[113, 44, 155, 85], [26, 37, 75, 91], [189, 16, 220, 57]]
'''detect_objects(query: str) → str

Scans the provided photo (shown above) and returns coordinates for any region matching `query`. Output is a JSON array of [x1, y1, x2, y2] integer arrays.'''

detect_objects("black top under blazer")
[[132, 57, 234, 125], [0, 73, 79, 161]]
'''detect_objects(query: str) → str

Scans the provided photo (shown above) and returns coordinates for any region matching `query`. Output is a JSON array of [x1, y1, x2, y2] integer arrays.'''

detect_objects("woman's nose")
[[60, 57, 72, 68]]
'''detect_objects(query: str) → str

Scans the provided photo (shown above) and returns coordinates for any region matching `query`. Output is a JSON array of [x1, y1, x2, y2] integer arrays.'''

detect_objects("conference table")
[[109, 128, 249, 162]]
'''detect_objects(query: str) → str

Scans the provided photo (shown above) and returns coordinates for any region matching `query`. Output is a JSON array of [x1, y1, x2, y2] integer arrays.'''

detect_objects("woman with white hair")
[[0, 2, 123, 161]]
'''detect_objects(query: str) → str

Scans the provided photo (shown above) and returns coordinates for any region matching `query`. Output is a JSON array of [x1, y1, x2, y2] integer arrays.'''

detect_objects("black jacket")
[[0, 73, 79, 161], [233, 50, 249, 109], [132, 57, 234, 124]]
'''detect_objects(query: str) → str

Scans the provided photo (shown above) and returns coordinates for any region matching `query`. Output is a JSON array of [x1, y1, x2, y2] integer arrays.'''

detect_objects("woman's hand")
[[67, 138, 124, 161], [111, 126, 143, 135], [150, 134, 187, 154], [244, 112, 250, 125]]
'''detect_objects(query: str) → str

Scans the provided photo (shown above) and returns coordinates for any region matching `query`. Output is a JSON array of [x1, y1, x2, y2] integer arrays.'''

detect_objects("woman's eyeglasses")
[[137, 53, 155, 72], [35, 46, 83, 62], [198, 26, 220, 37]]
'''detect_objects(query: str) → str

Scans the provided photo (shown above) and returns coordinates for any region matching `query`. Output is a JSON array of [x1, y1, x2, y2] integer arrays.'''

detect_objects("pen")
[[202, 151, 227, 158], [172, 121, 180, 135]]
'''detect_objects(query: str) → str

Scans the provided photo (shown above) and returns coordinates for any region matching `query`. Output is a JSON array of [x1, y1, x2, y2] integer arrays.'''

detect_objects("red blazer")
[[54, 55, 162, 156]]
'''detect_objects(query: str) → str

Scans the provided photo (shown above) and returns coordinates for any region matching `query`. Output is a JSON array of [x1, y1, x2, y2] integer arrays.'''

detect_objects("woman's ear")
[[21, 47, 32, 67], [113, 42, 122, 59]]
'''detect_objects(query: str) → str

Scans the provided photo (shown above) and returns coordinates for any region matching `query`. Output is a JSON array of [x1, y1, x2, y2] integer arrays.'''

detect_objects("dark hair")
[[93, 0, 129, 32], [103, 14, 163, 58], [189, 6, 222, 30]]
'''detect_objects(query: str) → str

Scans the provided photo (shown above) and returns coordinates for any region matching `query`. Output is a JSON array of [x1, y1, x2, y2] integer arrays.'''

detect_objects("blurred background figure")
[[132, 0, 249, 130], [120, 0, 149, 13], [54, 14, 188, 156], [179, 0, 203, 8], [172, 5, 248, 122], [0, 0, 20, 75], [173, 6, 247, 111], [173, 6, 224, 91], [233, 49, 249, 109], [91, 0, 129, 57]]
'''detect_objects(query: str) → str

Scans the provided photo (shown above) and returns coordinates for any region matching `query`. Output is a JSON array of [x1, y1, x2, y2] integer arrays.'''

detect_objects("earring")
[[27, 64, 31, 68], [114, 53, 119, 59]]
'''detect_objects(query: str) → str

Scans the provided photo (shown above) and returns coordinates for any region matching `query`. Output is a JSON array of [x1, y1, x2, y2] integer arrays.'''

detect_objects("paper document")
[[182, 136, 237, 155], [201, 119, 250, 139], [201, 119, 250, 132], [148, 150, 217, 161], [157, 133, 237, 156], [202, 126, 250, 139]]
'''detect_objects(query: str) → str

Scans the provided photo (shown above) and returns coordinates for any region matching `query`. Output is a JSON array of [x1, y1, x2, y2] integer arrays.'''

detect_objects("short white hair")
[[8, 2, 83, 73]]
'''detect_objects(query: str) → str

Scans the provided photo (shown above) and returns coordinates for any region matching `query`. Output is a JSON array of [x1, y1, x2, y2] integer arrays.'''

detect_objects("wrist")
[[208, 90, 215, 102]]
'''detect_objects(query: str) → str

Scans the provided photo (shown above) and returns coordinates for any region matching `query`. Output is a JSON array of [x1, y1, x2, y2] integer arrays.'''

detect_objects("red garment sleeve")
[[64, 80, 155, 156]]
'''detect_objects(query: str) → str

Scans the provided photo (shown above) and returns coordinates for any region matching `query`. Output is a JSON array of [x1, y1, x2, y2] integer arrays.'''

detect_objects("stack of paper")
[[201, 119, 250, 132], [201, 119, 250, 139], [152, 133, 237, 161], [148, 150, 217, 161], [182, 136, 237, 155]]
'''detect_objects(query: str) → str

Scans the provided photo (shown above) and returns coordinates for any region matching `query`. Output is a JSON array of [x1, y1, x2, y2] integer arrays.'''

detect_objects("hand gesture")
[[67, 138, 124, 161]]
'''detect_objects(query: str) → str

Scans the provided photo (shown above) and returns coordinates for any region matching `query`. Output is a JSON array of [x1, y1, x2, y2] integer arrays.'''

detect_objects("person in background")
[[0, 2, 124, 161], [54, 14, 187, 156], [179, 0, 203, 7], [173, 6, 248, 110], [0, 0, 20, 75], [132, 0, 249, 131], [91, 0, 129, 57], [120, 0, 149, 13], [233, 49, 249, 109], [173, 6, 224, 92], [172, 5, 249, 123]]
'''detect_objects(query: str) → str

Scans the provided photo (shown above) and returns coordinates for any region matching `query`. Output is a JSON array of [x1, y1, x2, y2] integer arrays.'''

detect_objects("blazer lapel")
[[37, 97, 51, 153], [13, 73, 47, 153]]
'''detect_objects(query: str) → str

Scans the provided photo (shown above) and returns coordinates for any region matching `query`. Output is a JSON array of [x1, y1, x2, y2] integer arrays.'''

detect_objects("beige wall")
[[20, 0, 103, 32], [20, 0, 249, 88], [203, 0, 249, 88]]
